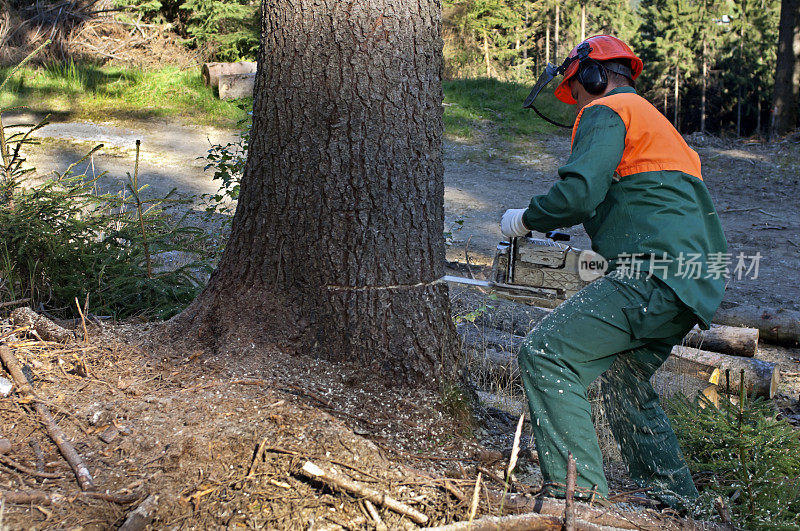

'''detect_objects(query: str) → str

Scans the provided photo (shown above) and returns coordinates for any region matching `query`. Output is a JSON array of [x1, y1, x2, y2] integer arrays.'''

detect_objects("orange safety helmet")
[[554, 35, 643, 105]]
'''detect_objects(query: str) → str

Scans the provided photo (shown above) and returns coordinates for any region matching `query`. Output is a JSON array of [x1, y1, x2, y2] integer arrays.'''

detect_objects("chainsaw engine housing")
[[490, 236, 593, 307]]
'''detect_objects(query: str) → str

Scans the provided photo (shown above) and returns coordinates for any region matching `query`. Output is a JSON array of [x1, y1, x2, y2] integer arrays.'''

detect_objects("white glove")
[[500, 208, 529, 238]]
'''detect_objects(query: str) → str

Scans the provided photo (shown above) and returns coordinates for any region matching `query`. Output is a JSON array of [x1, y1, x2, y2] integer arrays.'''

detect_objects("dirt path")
[[9, 112, 239, 200], [14, 114, 800, 311]]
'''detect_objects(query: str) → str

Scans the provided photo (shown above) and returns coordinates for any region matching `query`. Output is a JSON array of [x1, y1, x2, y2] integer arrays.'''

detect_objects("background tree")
[[719, 0, 780, 136], [770, 0, 800, 136], [463, 0, 522, 77], [638, 0, 704, 130], [589, 0, 641, 45], [168, 0, 459, 386]]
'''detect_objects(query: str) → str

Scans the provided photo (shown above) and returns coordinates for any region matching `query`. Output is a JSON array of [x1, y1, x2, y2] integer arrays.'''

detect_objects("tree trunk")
[[523, 5, 529, 64], [756, 99, 762, 134], [674, 65, 680, 130], [483, 29, 491, 78], [555, 3, 560, 61], [545, 20, 550, 64], [770, 0, 799, 137], [168, 0, 458, 386], [737, 35, 744, 137], [581, 3, 586, 42], [701, 41, 707, 133]]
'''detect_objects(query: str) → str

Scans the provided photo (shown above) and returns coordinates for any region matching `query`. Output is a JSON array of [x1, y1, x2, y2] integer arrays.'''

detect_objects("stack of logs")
[[660, 324, 776, 405], [460, 297, 781, 412], [201, 62, 257, 100]]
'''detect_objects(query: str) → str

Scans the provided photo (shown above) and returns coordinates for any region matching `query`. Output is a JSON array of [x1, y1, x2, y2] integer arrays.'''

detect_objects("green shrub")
[[202, 113, 250, 219], [119, 0, 259, 61], [0, 119, 214, 320], [668, 393, 800, 529]]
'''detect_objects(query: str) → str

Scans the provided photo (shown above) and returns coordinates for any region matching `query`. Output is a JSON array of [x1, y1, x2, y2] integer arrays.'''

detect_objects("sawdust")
[[0, 313, 689, 529]]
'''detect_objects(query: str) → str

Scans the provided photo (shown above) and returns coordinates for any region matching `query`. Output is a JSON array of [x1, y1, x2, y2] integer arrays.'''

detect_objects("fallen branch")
[[564, 453, 576, 531], [0, 489, 139, 506], [10, 307, 75, 343], [487, 492, 728, 530], [298, 461, 428, 525], [424, 512, 566, 530], [0, 454, 63, 479], [0, 489, 52, 505], [423, 512, 605, 531], [28, 439, 45, 473], [0, 298, 31, 309], [363, 499, 388, 531], [82, 490, 141, 504], [0, 345, 95, 490]]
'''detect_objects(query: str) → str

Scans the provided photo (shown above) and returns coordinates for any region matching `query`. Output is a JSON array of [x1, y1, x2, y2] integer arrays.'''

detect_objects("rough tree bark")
[[771, 0, 799, 137], [169, 0, 458, 385]]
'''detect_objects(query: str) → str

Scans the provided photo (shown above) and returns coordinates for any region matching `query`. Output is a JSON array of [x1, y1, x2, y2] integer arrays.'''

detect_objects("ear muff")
[[576, 60, 608, 95]]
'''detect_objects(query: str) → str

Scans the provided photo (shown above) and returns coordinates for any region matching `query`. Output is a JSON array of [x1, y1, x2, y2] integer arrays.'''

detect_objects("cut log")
[[476, 390, 527, 418], [422, 512, 565, 531], [683, 324, 759, 357], [670, 346, 779, 398], [201, 61, 257, 88], [0, 489, 52, 505], [714, 305, 800, 347], [661, 354, 721, 385], [218, 72, 256, 100], [651, 371, 720, 408]]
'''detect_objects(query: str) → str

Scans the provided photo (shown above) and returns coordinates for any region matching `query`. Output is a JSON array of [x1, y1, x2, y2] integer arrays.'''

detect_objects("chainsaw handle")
[[545, 231, 570, 242]]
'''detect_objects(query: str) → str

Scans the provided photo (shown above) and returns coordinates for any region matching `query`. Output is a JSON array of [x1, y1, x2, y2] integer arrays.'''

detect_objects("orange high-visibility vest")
[[572, 92, 703, 180]]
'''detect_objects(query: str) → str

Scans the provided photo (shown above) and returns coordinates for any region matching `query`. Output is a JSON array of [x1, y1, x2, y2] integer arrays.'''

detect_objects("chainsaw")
[[444, 231, 606, 308]]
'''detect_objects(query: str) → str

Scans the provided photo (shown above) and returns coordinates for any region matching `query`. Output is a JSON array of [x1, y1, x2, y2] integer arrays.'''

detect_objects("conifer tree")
[[637, 0, 701, 129]]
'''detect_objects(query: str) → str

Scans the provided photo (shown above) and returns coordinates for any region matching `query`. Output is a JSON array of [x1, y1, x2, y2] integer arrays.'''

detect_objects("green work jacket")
[[521, 87, 727, 328]]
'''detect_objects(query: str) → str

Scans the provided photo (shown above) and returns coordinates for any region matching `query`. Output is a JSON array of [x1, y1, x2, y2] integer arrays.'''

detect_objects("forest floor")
[[1, 115, 799, 529]]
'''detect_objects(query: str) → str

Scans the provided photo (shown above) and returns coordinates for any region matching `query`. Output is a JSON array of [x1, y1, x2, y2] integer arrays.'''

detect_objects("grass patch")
[[1, 61, 569, 138], [0, 60, 250, 127], [443, 78, 573, 142]]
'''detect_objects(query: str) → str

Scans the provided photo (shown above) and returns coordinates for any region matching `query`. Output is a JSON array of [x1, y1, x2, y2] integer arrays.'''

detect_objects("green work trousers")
[[518, 270, 700, 509]]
